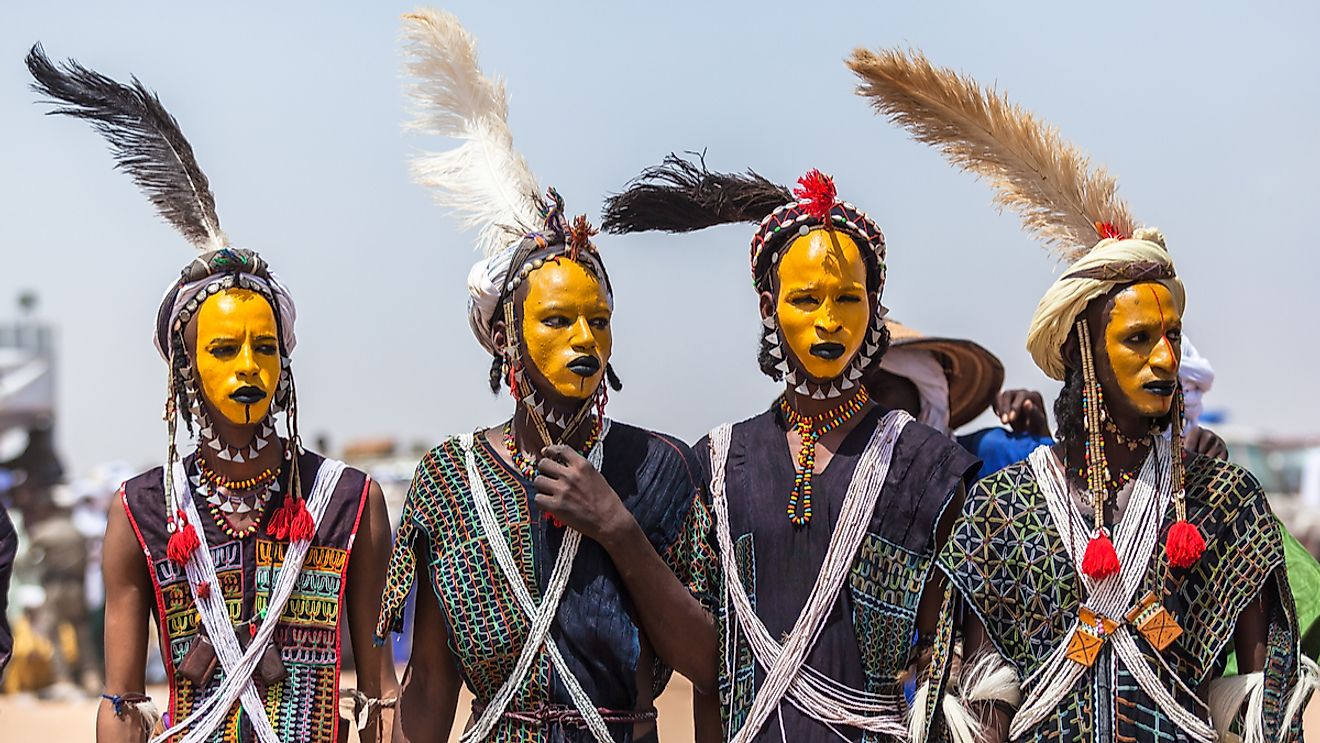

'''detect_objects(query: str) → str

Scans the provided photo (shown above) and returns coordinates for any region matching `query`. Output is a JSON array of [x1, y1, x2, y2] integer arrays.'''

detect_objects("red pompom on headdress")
[[793, 169, 838, 221], [1082, 527, 1120, 580]]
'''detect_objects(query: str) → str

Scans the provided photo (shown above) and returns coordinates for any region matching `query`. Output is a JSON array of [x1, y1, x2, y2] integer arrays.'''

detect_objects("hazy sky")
[[3, 1, 1317, 473]]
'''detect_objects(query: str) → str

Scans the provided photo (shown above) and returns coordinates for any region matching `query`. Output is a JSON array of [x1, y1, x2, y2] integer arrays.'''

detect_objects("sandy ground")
[[0, 676, 699, 741], [1, 677, 1316, 740]]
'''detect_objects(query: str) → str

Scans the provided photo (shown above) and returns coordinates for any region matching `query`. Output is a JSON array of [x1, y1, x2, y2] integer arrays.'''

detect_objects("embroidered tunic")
[[698, 406, 978, 742], [939, 451, 1308, 742], [375, 422, 717, 742], [122, 450, 370, 743]]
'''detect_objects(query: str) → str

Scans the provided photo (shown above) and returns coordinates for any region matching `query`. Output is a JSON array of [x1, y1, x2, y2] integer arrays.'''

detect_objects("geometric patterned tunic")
[[698, 406, 978, 742], [122, 450, 370, 743], [375, 422, 717, 742], [938, 450, 1307, 742]]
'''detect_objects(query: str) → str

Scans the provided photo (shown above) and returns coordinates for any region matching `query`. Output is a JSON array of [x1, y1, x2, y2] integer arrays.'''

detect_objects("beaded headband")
[[749, 170, 887, 294]]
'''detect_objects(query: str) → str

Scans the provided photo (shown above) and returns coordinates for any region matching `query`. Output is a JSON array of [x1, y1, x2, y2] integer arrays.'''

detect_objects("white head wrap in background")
[[1178, 334, 1214, 431], [878, 347, 951, 434]]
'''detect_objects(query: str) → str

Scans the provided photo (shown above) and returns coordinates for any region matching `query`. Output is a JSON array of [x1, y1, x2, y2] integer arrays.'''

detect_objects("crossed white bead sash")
[[153, 458, 345, 743], [709, 411, 912, 742], [458, 422, 614, 743], [1012, 441, 1214, 742]]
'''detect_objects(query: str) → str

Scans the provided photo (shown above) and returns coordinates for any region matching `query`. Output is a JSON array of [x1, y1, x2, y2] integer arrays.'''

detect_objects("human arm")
[[97, 495, 153, 743], [1233, 591, 1270, 674], [345, 480, 401, 743], [534, 443, 718, 694], [693, 688, 723, 743], [392, 537, 463, 743]]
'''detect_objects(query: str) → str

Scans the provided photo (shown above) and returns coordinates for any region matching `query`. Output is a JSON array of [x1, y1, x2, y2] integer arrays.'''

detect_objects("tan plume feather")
[[401, 8, 542, 256], [848, 47, 1135, 261]]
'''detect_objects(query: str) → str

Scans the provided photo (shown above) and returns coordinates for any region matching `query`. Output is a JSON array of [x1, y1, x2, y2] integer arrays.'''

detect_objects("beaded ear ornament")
[[1074, 317, 1204, 581]]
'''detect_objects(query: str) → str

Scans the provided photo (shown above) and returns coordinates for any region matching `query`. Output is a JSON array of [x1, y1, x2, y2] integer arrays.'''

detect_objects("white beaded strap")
[[710, 412, 912, 742], [1012, 441, 1214, 742], [459, 421, 614, 743], [153, 458, 345, 743]]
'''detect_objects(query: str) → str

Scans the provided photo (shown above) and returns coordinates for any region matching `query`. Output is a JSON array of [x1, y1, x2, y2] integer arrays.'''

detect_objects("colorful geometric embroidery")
[[376, 434, 714, 742], [940, 455, 1303, 742], [718, 532, 758, 735]]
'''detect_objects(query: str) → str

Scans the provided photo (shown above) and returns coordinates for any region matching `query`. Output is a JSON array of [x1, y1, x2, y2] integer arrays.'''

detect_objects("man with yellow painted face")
[[375, 11, 717, 743], [851, 47, 1316, 743], [28, 46, 397, 743], [604, 156, 981, 742]]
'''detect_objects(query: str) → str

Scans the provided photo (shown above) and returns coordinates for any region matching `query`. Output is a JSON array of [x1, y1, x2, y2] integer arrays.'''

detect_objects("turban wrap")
[[1026, 229, 1184, 380], [153, 249, 297, 361]]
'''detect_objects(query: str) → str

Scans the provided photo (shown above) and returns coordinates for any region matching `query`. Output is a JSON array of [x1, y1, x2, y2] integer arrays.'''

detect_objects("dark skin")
[[395, 276, 717, 743], [97, 315, 397, 743], [965, 288, 1269, 742]]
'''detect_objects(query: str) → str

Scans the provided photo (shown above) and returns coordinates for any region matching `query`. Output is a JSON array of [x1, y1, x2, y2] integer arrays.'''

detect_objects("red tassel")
[[265, 496, 292, 540], [288, 498, 315, 542], [1082, 529, 1121, 580], [1166, 519, 1206, 569], [167, 519, 200, 566], [194, 581, 211, 599], [792, 169, 838, 221], [508, 362, 521, 401]]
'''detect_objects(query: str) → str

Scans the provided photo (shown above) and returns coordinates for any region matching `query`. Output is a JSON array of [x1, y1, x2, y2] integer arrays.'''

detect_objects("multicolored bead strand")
[[502, 415, 603, 481], [779, 386, 871, 526], [1078, 318, 1120, 580]]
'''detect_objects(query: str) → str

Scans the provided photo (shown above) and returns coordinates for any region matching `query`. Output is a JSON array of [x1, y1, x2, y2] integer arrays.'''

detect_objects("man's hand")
[[994, 389, 1050, 437], [1184, 426, 1229, 460], [534, 444, 633, 546]]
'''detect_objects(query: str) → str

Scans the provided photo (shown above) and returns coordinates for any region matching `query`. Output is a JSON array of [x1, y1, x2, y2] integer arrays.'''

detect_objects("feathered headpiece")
[[25, 43, 298, 361], [849, 47, 1202, 576], [401, 8, 617, 436], [28, 44, 314, 558], [602, 153, 886, 294], [400, 9, 609, 360], [604, 153, 889, 401], [401, 8, 543, 257], [847, 47, 1182, 379]]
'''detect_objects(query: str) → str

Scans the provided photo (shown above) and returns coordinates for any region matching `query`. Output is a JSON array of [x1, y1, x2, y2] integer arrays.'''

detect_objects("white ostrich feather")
[[401, 8, 543, 256]]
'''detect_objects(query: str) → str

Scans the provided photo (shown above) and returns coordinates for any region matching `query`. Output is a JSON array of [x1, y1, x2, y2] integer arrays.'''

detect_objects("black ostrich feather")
[[601, 152, 791, 234], [27, 43, 226, 250]]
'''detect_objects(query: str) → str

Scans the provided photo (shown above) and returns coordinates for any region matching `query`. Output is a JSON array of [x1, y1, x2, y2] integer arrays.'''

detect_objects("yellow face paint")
[[520, 259, 612, 400], [1102, 282, 1182, 418], [774, 229, 870, 381], [194, 288, 281, 426]]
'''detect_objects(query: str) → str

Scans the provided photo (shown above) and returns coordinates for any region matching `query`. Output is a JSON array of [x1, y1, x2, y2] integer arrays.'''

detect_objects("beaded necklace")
[[1102, 418, 1158, 452], [778, 386, 871, 526], [502, 415, 604, 481], [198, 454, 280, 491], [191, 459, 281, 540]]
